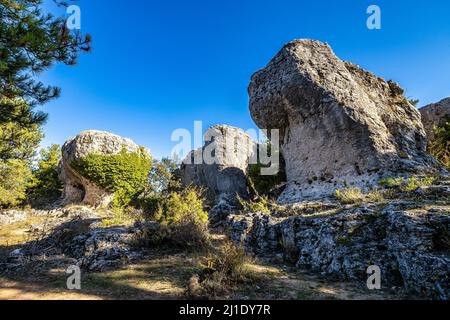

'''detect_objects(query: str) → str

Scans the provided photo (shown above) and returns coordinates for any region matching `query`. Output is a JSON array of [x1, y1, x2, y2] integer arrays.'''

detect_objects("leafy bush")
[[155, 187, 208, 225], [0, 159, 33, 208], [71, 148, 152, 207], [334, 187, 364, 205], [153, 187, 209, 248], [428, 118, 450, 170], [27, 144, 62, 204]]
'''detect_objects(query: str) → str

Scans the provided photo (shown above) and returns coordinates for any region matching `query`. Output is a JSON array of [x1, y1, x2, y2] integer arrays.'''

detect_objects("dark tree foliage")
[[0, 0, 91, 160], [429, 117, 450, 170], [0, 0, 91, 106], [27, 144, 62, 204]]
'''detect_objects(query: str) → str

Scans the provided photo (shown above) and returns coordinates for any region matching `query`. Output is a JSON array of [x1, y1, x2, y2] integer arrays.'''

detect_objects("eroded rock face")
[[179, 125, 256, 224], [60, 130, 142, 207], [249, 39, 440, 203], [227, 197, 450, 299], [420, 98, 450, 141]]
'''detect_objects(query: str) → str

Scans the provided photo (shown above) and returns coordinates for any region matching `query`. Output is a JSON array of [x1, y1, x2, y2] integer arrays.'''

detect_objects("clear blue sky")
[[39, 0, 450, 159]]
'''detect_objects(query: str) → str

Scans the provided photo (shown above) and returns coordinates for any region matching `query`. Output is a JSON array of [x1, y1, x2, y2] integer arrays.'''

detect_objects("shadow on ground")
[[0, 217, 406, 300], [0, 217, 199, 300]]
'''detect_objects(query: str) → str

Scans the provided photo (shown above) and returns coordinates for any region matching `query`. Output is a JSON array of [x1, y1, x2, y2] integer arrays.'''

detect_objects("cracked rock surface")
[[249, 39, 441, 203]]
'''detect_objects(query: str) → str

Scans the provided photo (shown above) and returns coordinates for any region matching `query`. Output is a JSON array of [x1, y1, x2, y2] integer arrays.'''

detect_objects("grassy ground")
[[0, 215, 46, 248]]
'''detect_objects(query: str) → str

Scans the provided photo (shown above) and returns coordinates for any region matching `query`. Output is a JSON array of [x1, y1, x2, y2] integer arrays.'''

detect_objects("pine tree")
[[0, 0, 91, 160], [27, 144, 62, 204], [0, 0, 90, 207], [429, 117, 450, 170]]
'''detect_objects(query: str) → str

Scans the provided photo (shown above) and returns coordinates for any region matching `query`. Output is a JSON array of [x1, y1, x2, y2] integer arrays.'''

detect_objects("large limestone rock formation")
[[249, 39, 440, 203], [179, 125, 256, 223], [420, 97, 450, 141], [60, 130, 142, 207]]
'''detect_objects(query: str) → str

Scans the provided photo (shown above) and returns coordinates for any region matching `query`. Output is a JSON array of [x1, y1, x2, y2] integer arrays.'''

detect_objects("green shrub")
[[154, 187, 209, 248], [238, 195, 273, 214], [428, 118, 450, 170], [137, 157, 181, 216], [379, 176, 436, 192], [139, 194, 161, 217], [401, 176, 436, 192], [71, 148, 152, 207], [334, 187, 364, 205], [0, 159, 33, 208], [27, 144, 62, 204], [379, 177, 405, 188], [155, 187, 208, 225], [132, 222, 169, 247]]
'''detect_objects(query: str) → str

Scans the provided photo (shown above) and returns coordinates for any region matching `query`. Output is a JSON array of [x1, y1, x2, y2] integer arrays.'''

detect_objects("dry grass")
[[334, 188, 385, 205], [334, 188, 365, 205], [238, 195, 273, 214], [187, 240, 252, 299], [0, 215, 49, 247]]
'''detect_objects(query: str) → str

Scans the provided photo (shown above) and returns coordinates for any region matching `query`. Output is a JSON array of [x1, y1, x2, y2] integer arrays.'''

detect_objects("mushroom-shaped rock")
[[420, 97, 450, 141], [179, 125, 256, 208], [60, 130, 148, 208], [249, 39, 440, 203]]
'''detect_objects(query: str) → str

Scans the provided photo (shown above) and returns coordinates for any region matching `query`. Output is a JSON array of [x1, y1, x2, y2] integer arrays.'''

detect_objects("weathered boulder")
[[249, 39, 440, 203], [60, 130, 142, 207], [420, 97, 450, 141], [179, 125, 256, 224]]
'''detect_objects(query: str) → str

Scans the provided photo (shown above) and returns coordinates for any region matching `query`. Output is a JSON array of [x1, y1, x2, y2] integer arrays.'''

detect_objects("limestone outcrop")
[[179, 125, 256, 223], [420, 97, 450, 141], [227, 207, 450, 300], [227, 178, 450, 300], [60, 130, 142, 207], [249, 39, 440, 203]]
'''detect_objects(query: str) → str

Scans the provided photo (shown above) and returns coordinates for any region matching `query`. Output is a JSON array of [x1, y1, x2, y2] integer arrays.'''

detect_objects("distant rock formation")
[[420, 97, 450, 141], [179, 125, 256, 224], [249, 39, 440, 203], [60, 130, 142, 207]]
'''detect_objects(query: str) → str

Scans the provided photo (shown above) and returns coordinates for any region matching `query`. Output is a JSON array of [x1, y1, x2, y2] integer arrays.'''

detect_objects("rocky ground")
[[0, 206, 412, 300], [227, 177, 450, 300]]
